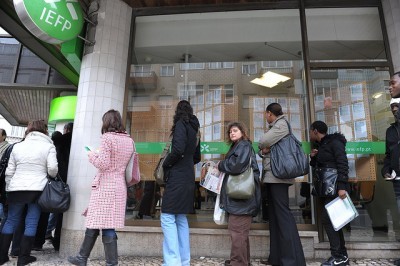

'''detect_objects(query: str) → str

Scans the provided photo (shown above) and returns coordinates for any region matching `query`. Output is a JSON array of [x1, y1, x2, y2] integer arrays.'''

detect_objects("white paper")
[[325, 193, 359, 231], [200, 164, 225, 194]]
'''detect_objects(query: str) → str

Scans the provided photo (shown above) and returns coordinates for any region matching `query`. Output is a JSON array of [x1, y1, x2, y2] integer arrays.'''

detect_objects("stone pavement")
[[2, 242, 399, 265]]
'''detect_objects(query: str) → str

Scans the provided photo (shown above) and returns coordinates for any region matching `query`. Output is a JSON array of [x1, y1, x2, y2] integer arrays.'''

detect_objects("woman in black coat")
[[218, 121, 261, 266], [309, 121, 350, 266], [161, 100, 201, 266]]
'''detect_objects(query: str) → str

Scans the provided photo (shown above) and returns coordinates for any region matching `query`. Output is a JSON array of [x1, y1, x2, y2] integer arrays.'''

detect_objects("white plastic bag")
[[213, 194, 228, 225]]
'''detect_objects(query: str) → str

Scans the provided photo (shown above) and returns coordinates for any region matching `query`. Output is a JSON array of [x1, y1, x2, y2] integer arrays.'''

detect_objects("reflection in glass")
[[16, 47, 47, 84], [0, 38, 19, 83]]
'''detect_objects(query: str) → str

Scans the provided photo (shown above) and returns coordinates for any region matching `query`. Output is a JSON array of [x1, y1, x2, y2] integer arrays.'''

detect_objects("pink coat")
[[85, 132, 133, 229]]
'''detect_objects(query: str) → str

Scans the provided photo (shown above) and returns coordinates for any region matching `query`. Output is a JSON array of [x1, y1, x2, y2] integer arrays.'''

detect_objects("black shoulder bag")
[[270, 119, 309, 179]]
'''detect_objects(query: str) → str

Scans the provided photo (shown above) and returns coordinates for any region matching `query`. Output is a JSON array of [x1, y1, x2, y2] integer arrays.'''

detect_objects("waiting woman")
[[258, 103, 305, 266], [0, 120, 58, 266], [309, 121, 350, 266], [161, 100, 201, 266], [218, 121, 261, 266], [68, 109, 134, 266]]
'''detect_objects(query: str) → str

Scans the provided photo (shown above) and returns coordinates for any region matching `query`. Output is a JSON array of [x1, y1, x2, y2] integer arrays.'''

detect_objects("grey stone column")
[[60, 0, 131, 257], [382, 0, 400, 72]]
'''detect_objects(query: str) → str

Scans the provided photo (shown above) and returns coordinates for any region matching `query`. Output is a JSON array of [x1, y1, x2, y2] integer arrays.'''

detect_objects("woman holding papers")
[[309, 121, 350, 266], [218, 121, 261, 266]]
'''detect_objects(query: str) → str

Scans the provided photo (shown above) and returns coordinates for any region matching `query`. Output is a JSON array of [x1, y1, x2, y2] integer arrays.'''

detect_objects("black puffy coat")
[[382, 122, 400, 177], [161, 116, 201, 214], [310, 133, 349, 191], [218, 140, 261, 216]]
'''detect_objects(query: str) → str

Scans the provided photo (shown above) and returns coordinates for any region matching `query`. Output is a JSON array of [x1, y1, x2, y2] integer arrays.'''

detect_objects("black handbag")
[[313, 167, 338, 197], [270, 119, 309, 179], [38, 175, 70, 213]]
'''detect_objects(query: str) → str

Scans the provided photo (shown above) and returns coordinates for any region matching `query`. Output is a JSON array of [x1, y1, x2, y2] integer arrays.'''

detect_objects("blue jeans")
[[161, 213, 190, 266], [46, 213, 58, 235], [1, 202, 41, 236]]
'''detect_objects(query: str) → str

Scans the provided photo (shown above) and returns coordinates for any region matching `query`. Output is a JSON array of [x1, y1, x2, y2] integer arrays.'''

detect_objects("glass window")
[[132, 65, 151, 77], [312, 68, 394, 242], [242, 63, 257, 75], [0, 38, 19, 83], [180, 63, 205, 70], [209, 62, 234, 69], [48, 68, 70, 85], [160, 65, 174, 76], [306, 8, 385, 61], [16, 47, 47, 84]]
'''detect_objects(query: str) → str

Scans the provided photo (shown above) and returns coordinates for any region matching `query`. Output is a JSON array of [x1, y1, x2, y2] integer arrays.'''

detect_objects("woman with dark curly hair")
[[161, 100, 201, 266]]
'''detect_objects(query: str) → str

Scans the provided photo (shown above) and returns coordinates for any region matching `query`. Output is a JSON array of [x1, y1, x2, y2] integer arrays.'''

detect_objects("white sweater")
[[5, 131, 58, 192]]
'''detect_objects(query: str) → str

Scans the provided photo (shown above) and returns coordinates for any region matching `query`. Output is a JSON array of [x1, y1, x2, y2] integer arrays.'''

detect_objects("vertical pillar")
[[60, 0, 132, 257], [382, 0, 400, 73]]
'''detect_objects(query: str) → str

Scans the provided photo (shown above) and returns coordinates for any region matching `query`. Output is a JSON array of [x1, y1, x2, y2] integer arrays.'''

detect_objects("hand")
[[338, 189, 347, 199], [310, 149, 318, 157], [261, 147, 270, 154]]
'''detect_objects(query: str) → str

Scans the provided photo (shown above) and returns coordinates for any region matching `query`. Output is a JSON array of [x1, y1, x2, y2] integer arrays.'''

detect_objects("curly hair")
[[225, 121, 251, 145], [171, 100, 193, 132]]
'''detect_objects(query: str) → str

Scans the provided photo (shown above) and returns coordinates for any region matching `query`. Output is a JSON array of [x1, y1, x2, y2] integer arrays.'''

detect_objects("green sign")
[[134, 141, 386, 155], [48, 96, 77, 123], [14, 0, 84, 44]]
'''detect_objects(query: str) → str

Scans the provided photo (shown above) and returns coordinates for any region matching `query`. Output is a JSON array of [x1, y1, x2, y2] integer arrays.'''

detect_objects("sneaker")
[[385, 171, 397, 180], [321, 256, 349, 266]]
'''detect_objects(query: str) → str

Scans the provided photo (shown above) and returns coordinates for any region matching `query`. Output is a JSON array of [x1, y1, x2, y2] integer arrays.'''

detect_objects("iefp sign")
[[14, 0, 84, 44]]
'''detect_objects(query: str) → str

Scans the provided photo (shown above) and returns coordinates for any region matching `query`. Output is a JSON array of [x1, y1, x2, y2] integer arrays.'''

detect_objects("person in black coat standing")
[[309, 121, 350, 266], [161, 100, 201, 266], [218, 121, 261, 266]]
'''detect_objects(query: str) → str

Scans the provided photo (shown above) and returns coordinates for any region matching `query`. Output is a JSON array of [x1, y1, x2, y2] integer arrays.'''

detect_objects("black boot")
[[68, 229, 99, 266], [102, 235, 118, 266], [0, 234, 13, 265], [17, 235, 36, 266]]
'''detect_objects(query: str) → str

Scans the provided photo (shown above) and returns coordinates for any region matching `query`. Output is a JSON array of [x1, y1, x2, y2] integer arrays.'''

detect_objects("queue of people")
[[10, 89, 400, 265]]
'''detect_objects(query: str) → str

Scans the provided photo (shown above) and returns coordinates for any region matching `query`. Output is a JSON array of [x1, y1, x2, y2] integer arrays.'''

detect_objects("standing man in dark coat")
[[161, 100, 201, 266]]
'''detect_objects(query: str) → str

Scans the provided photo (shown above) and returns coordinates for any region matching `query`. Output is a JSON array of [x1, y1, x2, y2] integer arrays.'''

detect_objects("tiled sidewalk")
[[3, 242, 398, 265]]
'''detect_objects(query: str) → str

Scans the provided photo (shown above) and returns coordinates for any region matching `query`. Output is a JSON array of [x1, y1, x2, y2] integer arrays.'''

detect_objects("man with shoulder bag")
[[309, 121, 350, 266]]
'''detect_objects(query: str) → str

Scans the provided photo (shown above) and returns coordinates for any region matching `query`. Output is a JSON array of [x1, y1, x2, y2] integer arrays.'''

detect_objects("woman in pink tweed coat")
[[68, 110, 134, 266]]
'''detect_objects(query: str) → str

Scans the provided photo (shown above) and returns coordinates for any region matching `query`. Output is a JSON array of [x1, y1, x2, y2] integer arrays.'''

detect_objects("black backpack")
[[0, 144, 15, 204]]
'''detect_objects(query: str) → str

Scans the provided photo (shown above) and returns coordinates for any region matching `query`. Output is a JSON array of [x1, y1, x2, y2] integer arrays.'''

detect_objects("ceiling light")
[[250, 71, 290, 88], [372, 92, 384, 99]]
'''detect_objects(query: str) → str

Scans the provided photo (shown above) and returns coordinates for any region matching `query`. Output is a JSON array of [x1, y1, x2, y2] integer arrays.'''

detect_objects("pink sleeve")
[[88, 135, 112, 171]]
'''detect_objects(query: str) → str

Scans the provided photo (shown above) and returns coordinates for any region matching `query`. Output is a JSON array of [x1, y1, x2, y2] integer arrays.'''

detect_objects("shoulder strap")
[[281, 118, 293, 135]]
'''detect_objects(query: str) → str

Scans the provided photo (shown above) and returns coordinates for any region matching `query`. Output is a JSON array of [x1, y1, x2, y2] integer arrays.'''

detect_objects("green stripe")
[[136, 141, 386, 155]]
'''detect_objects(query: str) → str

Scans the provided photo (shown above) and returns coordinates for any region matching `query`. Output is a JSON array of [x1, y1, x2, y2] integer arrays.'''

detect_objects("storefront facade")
[[2, 0, 400, 259]]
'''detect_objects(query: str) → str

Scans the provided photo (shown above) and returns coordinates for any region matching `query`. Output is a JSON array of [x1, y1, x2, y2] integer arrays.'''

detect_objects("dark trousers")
[[34, 212, 50, 248], [321, 197, 347, 258], [267, 183, 306, 266], [52, 213, 63, 250], [228, 214, 252, 266]]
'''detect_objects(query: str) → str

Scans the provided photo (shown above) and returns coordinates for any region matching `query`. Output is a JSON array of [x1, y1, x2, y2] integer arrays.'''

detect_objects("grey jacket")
[[258, 115, 294, 185]]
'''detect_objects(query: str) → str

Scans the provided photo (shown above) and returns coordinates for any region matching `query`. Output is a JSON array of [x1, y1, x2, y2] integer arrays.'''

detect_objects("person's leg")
[[176, 214, 190, 266], [321, 198, 349, 265], [52, 213, 63, 251], [17, 202, 41, 265], [68, 228, 100, 266], [102, 229, 118, 266], [33, 212, 50, 250], [10, 214, 25, 257], [227, 214, 252, 266], [266, 184, 279, 265], [161, 213, 181, 266], [269, 183, 305, 266], [46, 213, 57, 238]]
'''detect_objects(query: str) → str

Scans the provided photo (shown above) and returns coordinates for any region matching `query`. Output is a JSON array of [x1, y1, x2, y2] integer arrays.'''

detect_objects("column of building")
[[60, 0, 132, 257], [382, 0, 400, 72]]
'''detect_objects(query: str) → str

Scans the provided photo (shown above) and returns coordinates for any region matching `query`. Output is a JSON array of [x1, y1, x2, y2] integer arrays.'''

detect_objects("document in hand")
[[325, 193, 359, 231], [200, 163, 225, 194]]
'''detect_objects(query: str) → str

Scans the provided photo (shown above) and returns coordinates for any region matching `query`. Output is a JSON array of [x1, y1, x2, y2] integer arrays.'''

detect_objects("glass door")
[[310, 68, 398, 242]]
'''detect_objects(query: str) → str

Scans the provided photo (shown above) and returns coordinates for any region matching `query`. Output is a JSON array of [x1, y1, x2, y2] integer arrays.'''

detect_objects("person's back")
[[6, 131, 58, 192]]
